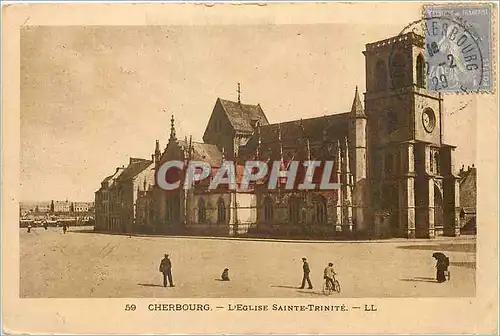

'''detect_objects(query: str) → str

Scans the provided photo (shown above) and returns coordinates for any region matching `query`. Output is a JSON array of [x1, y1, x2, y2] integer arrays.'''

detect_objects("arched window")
[[429, 151, 434, 173], [385, 152, 394, 175], [391, 53, 407, 88], [198, 198, 206, 223], [434, 152, 440, 175], [375, 60, 387, 91], [263, 196, 274, 221], [394, 151, 401, 175], [288, 197, 301, 224], [416, 54, 426, 88], [312, 195, 327, 224], [387, 109, 398, 133], [217, 198, 226, 223]]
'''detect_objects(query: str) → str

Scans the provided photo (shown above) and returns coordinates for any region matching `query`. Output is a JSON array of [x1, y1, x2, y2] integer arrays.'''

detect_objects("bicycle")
[[322, 275, 341, 295]]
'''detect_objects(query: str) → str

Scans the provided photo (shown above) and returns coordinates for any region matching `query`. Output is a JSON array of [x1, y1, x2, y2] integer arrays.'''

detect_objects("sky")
[[20, 22, 477, 202]]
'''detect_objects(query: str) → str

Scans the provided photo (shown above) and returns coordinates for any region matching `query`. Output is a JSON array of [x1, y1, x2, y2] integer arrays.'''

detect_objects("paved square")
[[20, 228, 475, 298]]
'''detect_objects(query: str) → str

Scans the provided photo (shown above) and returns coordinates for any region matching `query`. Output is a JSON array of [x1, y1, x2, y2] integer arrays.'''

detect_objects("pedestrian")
[[159, 254, 175, 287], [299, 257, 313, 289], [27, 224, 32, 233], [62, 224, 67, 234], [221, 268, 230, 281], [432, 252, 449, 283]]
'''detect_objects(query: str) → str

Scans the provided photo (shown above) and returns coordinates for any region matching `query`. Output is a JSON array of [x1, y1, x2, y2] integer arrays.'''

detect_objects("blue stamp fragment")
[[424, 4, 492, 93]]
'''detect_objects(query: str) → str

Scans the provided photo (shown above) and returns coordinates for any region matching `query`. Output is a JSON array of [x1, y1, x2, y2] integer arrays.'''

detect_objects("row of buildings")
[[21, 200, 94, 217], [95, 31, 477, 239]]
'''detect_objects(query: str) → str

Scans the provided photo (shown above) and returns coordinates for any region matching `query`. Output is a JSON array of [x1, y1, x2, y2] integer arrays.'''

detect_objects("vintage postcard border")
[[2, 2, 498, 334]]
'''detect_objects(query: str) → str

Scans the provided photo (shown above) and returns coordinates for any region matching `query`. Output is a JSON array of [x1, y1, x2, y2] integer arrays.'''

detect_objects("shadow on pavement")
[[450, 261, 476, 269], [271, 285, 300, 289], [138, 283, 164, 288], [397, 243, 475, 253], [400, 277, 437, 283], [297, 290, 329, 296]]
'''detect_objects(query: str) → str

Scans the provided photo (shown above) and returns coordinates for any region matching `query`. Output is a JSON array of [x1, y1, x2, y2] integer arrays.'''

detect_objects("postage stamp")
[[423, 4, 493, 93]]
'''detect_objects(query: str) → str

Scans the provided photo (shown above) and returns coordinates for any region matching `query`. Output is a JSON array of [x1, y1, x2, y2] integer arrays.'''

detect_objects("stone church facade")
[[95, 32, 461, 239]]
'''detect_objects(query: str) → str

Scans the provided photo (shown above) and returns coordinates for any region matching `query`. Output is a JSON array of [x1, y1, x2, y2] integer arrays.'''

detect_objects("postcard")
[[2, 2, 498, 334]]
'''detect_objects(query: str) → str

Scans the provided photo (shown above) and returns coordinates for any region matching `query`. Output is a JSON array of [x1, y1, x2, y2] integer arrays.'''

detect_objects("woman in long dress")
[[433, 252, 449, 283]]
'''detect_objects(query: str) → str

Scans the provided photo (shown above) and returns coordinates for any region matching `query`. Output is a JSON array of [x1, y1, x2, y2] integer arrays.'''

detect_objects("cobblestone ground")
[[20, 227, 476, 298]]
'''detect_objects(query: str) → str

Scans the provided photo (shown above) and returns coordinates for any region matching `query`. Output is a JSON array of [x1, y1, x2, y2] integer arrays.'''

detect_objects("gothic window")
[[385, 152, 394, 175], [382, 184, 391, 209], [213, 119, 220, 132], [375, 60, 387, 91], [288, 197, 301, 224], [394, 151, 401, 175], [165, 196, 173, 222], [387, 110, 398, 133], [416, 54, 426, 88], [263, 196, 274, 221], [434, 152, 440, 175], [430, 151, 434, 173], [391, 53, 407, 89], [312, 195, 327, 224], [198, 198, 206, 223], [217, 198, 226, 223], [373, 152, 380, 179]]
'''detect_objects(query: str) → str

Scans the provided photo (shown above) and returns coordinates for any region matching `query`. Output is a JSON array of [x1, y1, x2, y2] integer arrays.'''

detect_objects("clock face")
[[422, 108, 436, 133]]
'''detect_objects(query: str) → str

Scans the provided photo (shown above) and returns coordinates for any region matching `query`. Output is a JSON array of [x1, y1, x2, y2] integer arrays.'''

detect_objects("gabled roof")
[[118, 158, 153, 181], [245, 112, 350, 148], [177, 140, 223, 167], [102, 175, 114, 184], [459, 167, 476, 182], [99, 167, 125, 190], [238, 112, 350, 161], [218, 98, 269, 133]]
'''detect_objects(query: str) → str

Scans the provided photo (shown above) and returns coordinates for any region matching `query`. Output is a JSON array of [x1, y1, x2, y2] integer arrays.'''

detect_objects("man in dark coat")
[[299, 257, 313, 289], [433, 253, 450, 283], [159, 254, 175, 287]]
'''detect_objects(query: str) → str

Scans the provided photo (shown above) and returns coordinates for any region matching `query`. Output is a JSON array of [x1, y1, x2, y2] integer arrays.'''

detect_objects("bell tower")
[[363, 32, 460, 239]]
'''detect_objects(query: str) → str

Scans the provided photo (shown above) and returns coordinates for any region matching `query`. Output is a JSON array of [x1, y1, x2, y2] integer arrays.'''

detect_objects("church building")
[[95, 31, 461, 239]]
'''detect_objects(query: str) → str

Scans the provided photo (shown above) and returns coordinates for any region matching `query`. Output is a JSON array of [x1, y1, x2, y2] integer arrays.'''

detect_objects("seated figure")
[[221, 268, 230, 281]]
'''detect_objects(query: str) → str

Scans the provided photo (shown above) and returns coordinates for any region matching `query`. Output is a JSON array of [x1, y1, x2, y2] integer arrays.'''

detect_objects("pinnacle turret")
[[351, 86, 366, 117]]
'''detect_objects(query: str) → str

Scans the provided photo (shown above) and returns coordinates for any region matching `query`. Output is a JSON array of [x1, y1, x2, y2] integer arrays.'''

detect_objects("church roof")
[[177, 140, 223, 167], [238, 112, 350, 159], [218, 98, 269, 133], [256, 113, 350, 144], [118, 158, 153, 181]]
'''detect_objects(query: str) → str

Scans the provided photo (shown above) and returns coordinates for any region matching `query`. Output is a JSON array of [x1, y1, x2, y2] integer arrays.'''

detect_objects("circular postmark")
[[389, 15, 484, 94]]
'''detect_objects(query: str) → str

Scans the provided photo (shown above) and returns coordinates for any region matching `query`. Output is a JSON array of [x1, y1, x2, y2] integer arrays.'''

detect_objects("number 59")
[[125, 304, 136, 311]]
